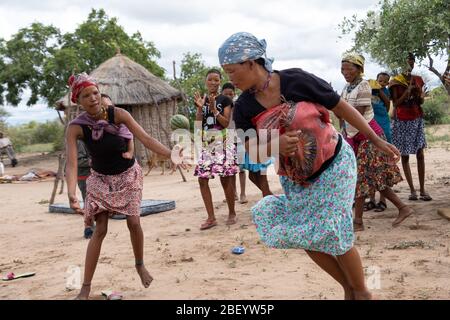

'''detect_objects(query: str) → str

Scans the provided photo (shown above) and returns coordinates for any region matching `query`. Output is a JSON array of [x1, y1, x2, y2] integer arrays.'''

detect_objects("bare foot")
[[353, 289, 373, 300], [392, 206, 414, 227], [353, 219, 365, 232], [344, 287, 355, 300], [226, 215, 238, 226], [239, 196, 248, 204], [75, 284, 91, 300], [135, 265, 153, 288]]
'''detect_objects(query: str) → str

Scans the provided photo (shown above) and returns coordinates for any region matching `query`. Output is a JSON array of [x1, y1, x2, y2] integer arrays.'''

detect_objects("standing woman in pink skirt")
[[65, 73, 185, 299]]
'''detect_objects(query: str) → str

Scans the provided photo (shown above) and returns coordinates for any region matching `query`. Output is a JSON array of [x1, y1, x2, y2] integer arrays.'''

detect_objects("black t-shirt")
[[80, 106, 135, 175], [233, 68, 341, 131], [233, 68, 342, 182], [201, 94, 233, 131]]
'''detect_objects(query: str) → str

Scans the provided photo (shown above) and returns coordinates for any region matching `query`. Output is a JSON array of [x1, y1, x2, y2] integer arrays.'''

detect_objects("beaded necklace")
[[249, 72, 273, 94]]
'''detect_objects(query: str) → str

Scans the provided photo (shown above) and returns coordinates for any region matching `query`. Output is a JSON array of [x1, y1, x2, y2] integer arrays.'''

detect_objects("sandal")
[[363, 201, 376, 212], [408, 193, 418, 201], [374, 201, 387, 212], [200, 219, 217, 230], [101, 290, 123, 300], [419, 193, 433, 201]]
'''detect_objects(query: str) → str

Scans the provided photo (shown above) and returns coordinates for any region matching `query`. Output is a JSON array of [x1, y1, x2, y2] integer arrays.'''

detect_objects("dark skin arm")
[[66, 124, 84, 215], [378, 89, 391, 112]]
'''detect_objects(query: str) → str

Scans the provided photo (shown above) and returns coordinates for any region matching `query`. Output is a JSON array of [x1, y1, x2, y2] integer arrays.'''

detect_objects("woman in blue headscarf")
[[218, 32, 404, 300]]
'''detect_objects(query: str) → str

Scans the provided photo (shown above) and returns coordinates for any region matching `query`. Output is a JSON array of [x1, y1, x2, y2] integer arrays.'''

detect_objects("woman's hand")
[[69, 194, 84, 216], [194, 92, 206, 111], [279, 130, 300, 157], [373, 137, 401, 163], [170, 144, 191, 171], [208, 93, 218, 114]]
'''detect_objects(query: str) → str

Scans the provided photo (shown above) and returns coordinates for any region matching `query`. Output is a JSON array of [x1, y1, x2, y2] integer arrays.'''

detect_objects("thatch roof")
[[55, 53, 183, 110]]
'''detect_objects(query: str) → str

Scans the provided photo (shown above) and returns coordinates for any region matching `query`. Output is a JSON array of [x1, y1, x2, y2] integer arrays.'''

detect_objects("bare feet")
[[135, 265, 153, 288], [75, 283, 91, 300], [344, 287, 355, 300], [353, 219, 365, 232], [353, 289, 373, 300], [392, 206, 414, 227], [226, 215, 238, 226], [239, 195, 248, 204]]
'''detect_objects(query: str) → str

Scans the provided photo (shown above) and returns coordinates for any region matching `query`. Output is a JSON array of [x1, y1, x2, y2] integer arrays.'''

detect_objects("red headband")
[[68, 73, 98, 103]]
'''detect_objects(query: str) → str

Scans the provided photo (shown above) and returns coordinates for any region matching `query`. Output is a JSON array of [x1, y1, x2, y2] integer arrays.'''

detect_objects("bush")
[[422, 87, 450, 125], [422, 99, 447, 125], [6, 120, 65, 153]]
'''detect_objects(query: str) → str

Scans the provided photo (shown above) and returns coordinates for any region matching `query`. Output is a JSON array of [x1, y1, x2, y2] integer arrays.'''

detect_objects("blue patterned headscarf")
[[218, 32, 274, 72]]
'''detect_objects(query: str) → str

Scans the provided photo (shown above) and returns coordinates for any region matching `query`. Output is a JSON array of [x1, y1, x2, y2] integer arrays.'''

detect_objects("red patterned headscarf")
[[68, 73, 98, 103]]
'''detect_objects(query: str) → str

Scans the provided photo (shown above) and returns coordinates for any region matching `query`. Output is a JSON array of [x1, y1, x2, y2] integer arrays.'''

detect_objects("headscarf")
[[218, 32, 274, 72], [68, 73, 98, 103], [389, 74, 409, 88], [342, 52, 365, 74], [68, 73, 133, 141]]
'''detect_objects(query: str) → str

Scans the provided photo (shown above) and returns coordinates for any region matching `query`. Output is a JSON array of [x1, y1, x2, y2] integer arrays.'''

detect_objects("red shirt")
[[392, 76, 424, 121]]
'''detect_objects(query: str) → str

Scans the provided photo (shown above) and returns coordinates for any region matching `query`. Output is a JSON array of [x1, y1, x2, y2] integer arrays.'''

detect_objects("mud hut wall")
[[131, 102, 175, 165]]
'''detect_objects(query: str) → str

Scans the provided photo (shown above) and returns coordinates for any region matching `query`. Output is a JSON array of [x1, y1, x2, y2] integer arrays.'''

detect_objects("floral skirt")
[[392, 118, 427, 155], [194, 139, 239, 179], [251, 140, 356, 256], [84, 161, 143, 225], [355, 137, 403, 198]]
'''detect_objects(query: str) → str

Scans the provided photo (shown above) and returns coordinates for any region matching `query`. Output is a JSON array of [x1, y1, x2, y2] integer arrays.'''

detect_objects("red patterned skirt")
[[355, 138, 403, 198], [84, 161, 143, 225]]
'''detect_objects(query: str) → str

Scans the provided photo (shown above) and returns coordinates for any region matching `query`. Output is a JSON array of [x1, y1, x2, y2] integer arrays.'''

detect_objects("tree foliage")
[[0, 9, 165, 108], [340, 0, 450, 94], [171, 52, 230, 122]]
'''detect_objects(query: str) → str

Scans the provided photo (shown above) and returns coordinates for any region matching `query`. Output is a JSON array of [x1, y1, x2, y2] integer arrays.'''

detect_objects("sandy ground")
[[0, 141, 449, 300]]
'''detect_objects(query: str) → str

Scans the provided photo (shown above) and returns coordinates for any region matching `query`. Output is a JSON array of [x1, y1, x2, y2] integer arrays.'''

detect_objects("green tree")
[[340, 0, 450, 94], [0, 9, 165, 108], [0, 106, 9, 131], [171, 52, 229, 122]]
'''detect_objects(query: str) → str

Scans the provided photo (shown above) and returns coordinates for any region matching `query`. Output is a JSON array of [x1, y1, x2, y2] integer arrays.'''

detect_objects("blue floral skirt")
[[251, 140, 356, 256], [392, 118, 427, 155]]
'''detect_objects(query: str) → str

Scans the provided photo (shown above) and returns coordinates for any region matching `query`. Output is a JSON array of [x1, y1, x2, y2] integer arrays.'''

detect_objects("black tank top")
[[80, 106, 135, 175]]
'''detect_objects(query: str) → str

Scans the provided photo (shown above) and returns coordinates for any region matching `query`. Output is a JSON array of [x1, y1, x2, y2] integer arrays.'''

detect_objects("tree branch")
[[426, 53, 443, 81]]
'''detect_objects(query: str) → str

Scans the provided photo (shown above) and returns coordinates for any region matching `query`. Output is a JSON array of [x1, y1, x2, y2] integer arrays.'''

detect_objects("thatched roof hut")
[[56, 52, 184, 165]]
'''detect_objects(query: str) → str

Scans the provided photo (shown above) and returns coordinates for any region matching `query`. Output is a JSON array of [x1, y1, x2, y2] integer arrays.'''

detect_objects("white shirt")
[[0, 137, 12, 149]]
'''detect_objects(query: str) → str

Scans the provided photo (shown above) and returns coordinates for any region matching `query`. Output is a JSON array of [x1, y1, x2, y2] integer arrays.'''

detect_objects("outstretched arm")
[[115, 108, 171, 159], [332, 98, 400, 160]]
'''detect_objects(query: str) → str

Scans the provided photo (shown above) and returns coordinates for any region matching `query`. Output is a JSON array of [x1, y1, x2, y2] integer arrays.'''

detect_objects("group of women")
[[66, 32, 431, 300]]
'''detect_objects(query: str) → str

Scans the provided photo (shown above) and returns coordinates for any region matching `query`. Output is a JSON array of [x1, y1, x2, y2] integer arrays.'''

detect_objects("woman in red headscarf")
[[66, 73, 186, 299]]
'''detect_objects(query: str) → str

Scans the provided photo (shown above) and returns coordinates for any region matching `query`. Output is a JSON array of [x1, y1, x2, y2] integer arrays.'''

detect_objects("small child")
[[101, 94, 134, 160]]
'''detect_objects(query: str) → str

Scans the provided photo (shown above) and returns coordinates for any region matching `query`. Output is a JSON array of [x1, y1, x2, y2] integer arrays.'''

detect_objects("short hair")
[[222, 82, 235, 91], [407, 52, 415, 61], [377, 72, 390, 79], [206, 69, 222, 79], [101, 93, 112, 100]]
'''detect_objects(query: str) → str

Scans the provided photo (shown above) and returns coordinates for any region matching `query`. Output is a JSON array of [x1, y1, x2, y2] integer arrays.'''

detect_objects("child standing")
[[194, 70, 239, 230]]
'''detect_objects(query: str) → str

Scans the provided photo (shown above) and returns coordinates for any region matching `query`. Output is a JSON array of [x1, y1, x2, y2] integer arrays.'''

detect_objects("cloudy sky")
[[0, 0, 446, 125]]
